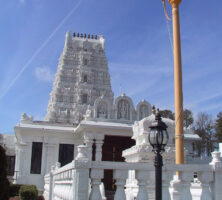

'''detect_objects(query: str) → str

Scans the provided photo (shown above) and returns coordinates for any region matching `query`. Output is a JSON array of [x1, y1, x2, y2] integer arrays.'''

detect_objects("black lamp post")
[[149, 109, 169, 200]]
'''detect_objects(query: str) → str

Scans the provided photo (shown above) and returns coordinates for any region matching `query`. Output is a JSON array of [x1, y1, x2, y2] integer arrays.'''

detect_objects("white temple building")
[[5, 32, 222, 200]]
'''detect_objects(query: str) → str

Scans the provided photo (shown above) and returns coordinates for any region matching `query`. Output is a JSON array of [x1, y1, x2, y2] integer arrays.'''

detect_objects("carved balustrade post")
[[84, 133, 94, 161], [135, 170, 149, 200], [73, 145, 90, 200], [170, 171, 193, 200], [147, 170, 155, 199], [162, 169, 173, 200], [95, 135, 104, 161], [210, 151, 222, 200], [49, 165, 55, 200], [179, 171, 193, 200], [170, 175, 181, 200], [198, 171, 213, 200], [113, 169, 128, 200], [89, 169, 104, 200]]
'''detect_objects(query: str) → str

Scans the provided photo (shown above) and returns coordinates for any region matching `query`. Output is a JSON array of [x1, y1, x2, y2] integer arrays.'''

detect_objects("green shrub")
[[0, 145, 10, 200], [19, 185, 38, 200], [9, 184, 23, 197]]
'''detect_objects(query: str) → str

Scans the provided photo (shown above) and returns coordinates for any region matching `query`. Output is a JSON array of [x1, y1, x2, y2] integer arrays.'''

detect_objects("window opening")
[[58, 144, 74, 167], [82, 94, 88, 104], [83, 59, 88, 66], [83, 75, 87, 83], [30, 142, 43, 174]]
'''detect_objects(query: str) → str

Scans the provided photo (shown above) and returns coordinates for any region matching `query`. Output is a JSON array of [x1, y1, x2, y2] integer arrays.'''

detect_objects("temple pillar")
[[84, 133, 94, 161], [14, 142, 30, 183], [95, 135, 104, 161], [45, 143, 57, 174]]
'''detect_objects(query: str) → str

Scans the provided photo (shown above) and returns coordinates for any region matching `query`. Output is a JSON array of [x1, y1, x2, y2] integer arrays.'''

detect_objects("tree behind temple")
[[195, 112, 215, 156], [215, 112, 222, 143], [159, 109, 174, 120], [159, 109, 194, 128], [183, 109, 194, 128], [0, 145, 9, 200]]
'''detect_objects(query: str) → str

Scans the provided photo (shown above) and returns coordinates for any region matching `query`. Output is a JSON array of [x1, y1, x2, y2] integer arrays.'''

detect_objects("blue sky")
[[0, 0, 222, 133]]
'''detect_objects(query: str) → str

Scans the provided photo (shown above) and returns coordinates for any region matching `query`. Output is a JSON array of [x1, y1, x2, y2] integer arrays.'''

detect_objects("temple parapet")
[[72, 32, 102, 40], [82, 93, 153, 124]]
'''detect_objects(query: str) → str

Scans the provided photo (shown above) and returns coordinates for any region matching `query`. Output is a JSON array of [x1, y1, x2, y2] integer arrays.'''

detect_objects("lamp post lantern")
[[149, 109, 169, 200]]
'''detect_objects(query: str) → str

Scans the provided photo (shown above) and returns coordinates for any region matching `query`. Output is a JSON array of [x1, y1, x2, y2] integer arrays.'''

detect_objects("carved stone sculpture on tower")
[[45, 32, 114, 125], [118, 100, 130, 120]]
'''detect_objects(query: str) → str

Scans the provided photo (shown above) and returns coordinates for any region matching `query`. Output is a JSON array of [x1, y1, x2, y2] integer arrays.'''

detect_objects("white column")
[[114, 169, 128, 200], [42, 142, 48, 175], [84, 133, 94, 161], [25, 142, 32, 175], [135, 170, 149, 200], [95, 135, 104, 161], [46, 144, 57, 174], [15, 143, 28, 182], [89, 169, 104, 200]]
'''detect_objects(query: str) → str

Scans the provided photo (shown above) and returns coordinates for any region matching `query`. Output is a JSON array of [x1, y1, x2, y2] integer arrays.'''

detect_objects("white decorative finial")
[[99, 34, 105, 49], [55, 162, 61, 169], [21, 113, 33, 124], [210, 152, 221, 165]]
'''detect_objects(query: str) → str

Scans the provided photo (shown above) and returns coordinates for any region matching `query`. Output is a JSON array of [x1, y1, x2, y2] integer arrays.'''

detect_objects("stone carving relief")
[[84, 105, 93, 120], [83, 41, 89, 52], [117, 100, 130, 120], [20, 113, 33, 124], [139, 104, 149, 120], [97, 101, 108, 119]]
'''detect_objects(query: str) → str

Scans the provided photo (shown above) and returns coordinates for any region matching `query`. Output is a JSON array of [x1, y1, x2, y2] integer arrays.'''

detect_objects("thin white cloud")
[[0, 0, 82, 100], [35, 67, 54, 82]]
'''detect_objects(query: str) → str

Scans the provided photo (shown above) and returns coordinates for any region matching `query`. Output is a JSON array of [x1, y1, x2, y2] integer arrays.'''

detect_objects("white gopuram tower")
[[45, 32, 114, 124]]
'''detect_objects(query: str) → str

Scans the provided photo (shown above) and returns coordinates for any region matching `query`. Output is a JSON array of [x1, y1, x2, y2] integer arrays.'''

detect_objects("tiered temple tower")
[[45, 32, 114, 124]]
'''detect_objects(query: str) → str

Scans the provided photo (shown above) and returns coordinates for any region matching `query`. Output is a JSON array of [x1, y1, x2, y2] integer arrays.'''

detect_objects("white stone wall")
[[14, 120, 83, 191]]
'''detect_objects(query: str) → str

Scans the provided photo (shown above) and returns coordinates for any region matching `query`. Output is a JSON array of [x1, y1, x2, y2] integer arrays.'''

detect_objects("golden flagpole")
[[165, 0, 184, 164]]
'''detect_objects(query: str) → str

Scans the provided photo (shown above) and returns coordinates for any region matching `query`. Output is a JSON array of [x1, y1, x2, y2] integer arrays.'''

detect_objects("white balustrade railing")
[[53, 162, 74, 200], [43, 149, 222, 200], [43, 174, 50, 200]]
